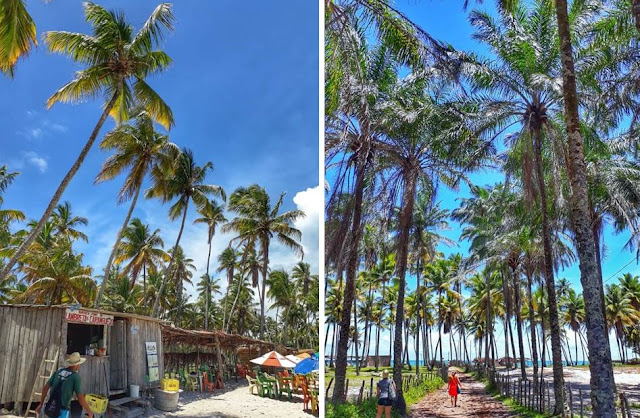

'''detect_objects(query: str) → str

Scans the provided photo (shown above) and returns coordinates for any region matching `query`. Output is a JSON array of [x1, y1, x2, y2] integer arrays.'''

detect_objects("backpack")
[[44, 369, 74, 418], [387, 380, 397, 401]]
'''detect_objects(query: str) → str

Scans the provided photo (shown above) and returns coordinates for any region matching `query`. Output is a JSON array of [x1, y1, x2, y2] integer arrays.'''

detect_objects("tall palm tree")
[[223, 185, 304, 339], [217, 247, 239, 330], [194, 200, 227, 329], [267, 269, 296, 344], [113, 218, 168, 312], [51, 201, 88, 243], [0, 2, 175, 281], [292, 261, 316, 297], [94, 109, 178, 307], [197, 273, 221, 329], [552, 0, 617, 412], [147, 148, 225, 318], [605, 284, 639, 363], [560, 289, 585, 367], [166, 245, 195, 324]]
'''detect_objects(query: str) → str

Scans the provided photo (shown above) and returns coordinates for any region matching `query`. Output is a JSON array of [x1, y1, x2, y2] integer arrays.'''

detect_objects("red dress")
[[448, 376, 460, 396]]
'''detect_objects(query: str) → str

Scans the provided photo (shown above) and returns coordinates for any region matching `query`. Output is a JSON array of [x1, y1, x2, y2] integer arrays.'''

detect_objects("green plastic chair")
[[256, 374, 273, 398]]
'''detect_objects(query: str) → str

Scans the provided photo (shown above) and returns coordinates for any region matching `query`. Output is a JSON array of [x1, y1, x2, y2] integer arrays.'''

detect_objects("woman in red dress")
[[448, 371, 462, 407]]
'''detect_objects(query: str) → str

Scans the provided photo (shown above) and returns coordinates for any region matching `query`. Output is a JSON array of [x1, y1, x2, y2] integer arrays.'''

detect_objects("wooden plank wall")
[[108, 320, 127, 390], [0, 306, 65, 404], [125, 318, 163, 388], [76, 356, 110, 396]]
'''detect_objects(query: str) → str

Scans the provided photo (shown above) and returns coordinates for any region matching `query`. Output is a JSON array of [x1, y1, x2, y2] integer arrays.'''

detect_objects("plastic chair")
[[277, 372, 292, 400], [202, 371, 215, 392], [300, 380, 311, 411], [256, 374, 273, 398], [246, 375, 258, 395], [237, 364, 247, 378], [187, 373, 200, 392], [310, 389, 318, 414]]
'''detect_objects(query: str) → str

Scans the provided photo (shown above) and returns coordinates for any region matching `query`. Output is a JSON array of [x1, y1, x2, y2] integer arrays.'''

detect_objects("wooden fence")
[[475, 364, 634, 417], [326, 369, 445, 404]]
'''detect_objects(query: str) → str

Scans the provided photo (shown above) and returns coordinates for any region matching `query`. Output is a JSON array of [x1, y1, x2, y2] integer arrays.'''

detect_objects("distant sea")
[[340, 359, 591, 367]]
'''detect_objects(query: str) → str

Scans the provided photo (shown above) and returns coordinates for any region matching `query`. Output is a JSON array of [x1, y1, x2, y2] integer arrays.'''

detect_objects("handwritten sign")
[[146, 342, 159, 382], [65, 309, 114, 326]]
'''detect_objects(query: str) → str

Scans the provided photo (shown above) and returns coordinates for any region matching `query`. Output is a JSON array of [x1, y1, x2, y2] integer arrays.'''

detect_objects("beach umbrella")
[[294, 356, 319, 374], [250, 350, 297, 368], [296, 352, 311, 360], [285, 355, 302, 364]]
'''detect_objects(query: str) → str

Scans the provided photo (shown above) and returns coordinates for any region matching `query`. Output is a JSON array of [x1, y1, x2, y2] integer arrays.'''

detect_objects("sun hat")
[[382, 370, 389, 378], [64, 352, 86, 367]]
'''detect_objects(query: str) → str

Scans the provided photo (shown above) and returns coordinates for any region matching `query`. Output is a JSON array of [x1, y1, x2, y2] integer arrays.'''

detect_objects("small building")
[[0, 304, 166, 411]]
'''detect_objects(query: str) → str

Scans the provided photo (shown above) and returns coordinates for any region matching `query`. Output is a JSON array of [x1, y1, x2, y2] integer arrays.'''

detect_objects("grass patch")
[[325, 374, 444, 418]]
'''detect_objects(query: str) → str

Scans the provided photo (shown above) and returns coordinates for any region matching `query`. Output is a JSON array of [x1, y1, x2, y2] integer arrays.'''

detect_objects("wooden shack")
[[0, 304, 166, 410]]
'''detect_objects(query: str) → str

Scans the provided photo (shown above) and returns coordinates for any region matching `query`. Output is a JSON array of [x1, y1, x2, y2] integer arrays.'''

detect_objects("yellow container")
[[85, 394, 108, 413], [161, 378, 180, 392]]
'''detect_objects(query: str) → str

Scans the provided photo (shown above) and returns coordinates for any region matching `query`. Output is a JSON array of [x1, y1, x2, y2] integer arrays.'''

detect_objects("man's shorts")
[[378, 398, 394, 406], [58, 409, 70, 418]]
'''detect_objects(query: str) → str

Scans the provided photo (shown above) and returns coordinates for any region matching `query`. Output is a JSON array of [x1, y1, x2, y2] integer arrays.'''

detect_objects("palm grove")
[[0, 3, 319, 350], [326, 0, 640, 416]]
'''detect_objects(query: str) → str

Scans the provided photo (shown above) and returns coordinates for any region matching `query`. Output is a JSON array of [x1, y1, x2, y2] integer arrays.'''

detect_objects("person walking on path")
[[376, 370, 397, 418], [448, 371, 462, 408], [35, 352, 94, 418]]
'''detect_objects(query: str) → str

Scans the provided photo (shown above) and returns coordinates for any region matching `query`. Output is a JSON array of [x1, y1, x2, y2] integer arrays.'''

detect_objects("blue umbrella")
[[295, 356, 319, 374]]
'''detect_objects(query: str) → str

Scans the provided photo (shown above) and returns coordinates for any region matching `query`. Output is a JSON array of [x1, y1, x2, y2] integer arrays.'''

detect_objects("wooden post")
[[579, 388, 583, 417], [370, 377, 374, 398], [620, 393, 627, 418], [358, 381, 365, 404], [345, 379, 349, 399], [568, 383, 574, 417], [326, 378, 334, 398], [546, 381, 550, 414]]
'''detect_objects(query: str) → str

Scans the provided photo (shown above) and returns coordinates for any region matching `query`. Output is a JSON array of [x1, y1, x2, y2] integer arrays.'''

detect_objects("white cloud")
[[29, 128, 43, 139], [19, 120, 67, 140], [292, 184, 321, 271], [24, 151, 48, 173]]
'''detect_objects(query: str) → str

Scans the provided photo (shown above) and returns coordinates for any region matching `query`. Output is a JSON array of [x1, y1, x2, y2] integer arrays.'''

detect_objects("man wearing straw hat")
[[35, 352, 94, 418]]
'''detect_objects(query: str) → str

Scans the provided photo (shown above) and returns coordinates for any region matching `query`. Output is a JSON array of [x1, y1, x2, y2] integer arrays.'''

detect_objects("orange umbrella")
[[250, 351, 297, 368], [296, 352, 311, 360]]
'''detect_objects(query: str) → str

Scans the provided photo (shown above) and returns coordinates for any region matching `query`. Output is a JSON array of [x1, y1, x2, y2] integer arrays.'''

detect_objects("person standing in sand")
[[448, 371, 462, 407], [376, 370, 396, 418]]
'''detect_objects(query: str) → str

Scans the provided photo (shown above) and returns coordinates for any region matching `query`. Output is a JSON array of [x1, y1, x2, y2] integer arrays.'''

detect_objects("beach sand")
[[1, 382, 315, 418], [148, 382, 314, 418]]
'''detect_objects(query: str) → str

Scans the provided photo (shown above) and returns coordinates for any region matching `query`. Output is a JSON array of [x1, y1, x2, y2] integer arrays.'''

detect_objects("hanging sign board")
[[65, 309, 114, 326], [146, 341, 159, 382]]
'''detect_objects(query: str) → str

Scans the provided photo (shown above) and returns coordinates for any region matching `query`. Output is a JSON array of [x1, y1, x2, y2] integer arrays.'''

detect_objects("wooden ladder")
[[24, 348, 59, 417]]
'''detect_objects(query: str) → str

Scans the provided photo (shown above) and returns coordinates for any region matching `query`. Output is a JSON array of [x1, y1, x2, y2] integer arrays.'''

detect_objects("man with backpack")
[[34, 352, 94, 418]]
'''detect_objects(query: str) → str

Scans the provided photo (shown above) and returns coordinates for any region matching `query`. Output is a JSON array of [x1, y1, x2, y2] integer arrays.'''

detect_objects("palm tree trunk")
[[1, 91, 120, 282], [554, 1, 616, 414], [391, 168, 418, 416], [94, 180, 142, 308], [152, 199, 189, 318], [332, 162, 367, 403], [204, 239, 212, 330], [375, 322, 381, 371], [376, 281, 387, 372], [526, 271, 539, 392], [353, 294, 360, 375], [415, 259, 421, 376], [143, 264, 147, 313], [532, 124, 565, 414], [633, 0, 640, 33], [226, 277, 243, 333], [259, 238, 269, 340], [514, 274, 526, 379], [222, 269, 233, 330]]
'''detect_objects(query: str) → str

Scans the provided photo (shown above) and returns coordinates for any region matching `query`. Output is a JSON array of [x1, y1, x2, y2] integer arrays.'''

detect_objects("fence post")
[[345, 379, 349, 399], [546, 381, 550, 414], [326, 377, 334, 398], [370, 377, 374, 399], [568, 383, 574, 418], [579, 388, 583, 417]]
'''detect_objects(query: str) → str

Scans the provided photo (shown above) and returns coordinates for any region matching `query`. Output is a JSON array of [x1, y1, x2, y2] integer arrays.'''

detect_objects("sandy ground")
[[1, 382, 315, 418], [409, 371, 517, 417], [496, 366, 640, 415], [147, 382, 314, 418]]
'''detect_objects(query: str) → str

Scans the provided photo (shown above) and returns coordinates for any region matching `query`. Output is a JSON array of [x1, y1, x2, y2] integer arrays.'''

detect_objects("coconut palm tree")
[[605, 284, 640, 363], [146, 148, 225, 318], [560, 289, 586, 366], [0, 2, 175, 282], [94, 109, 178, 307], [113, 218, 168, 312], [223, 185, 304, 339], [216, 247, 239, 330], [166, 245, 195, 324], [194, 200, 227, 329], [196, 273, 221, 329], [51, 202, 88, 243], [267, 269, 296, 344], [551, 0, 617, 411]]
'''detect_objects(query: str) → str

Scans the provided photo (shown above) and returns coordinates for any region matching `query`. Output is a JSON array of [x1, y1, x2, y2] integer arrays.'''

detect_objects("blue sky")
[[1, 1, 321, 296], [325, 0, 638, 360]]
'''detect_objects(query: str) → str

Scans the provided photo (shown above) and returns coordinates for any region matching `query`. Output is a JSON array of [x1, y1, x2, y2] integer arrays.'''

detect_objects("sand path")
[[409, 372, 516, 418]]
